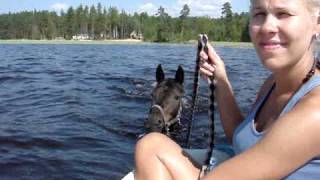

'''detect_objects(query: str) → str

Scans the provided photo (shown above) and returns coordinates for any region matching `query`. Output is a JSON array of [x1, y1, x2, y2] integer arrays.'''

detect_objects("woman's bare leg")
[[135, 132, 201, 180]]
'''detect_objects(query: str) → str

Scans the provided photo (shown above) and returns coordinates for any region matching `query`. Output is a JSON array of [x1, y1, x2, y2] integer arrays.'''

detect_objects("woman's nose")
[[261, 14, 279, 34]]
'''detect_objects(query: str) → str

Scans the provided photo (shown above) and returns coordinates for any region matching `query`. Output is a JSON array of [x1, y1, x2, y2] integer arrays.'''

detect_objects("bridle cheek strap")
[[151, 102, 182, 133]]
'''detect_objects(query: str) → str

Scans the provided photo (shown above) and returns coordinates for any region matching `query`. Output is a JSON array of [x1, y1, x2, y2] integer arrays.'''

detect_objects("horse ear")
[[175, 65, 184, 84], [156, 64, 165, 83]]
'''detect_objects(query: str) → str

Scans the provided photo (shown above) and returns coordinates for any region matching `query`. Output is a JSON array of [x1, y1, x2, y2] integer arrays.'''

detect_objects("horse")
[[145, 64, 184, 134]]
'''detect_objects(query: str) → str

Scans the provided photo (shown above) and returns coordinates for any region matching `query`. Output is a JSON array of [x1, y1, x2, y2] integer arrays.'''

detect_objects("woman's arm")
[[214, 77, 244, 143], [200, 44, 244, 143], [203, 88, 320, 179]]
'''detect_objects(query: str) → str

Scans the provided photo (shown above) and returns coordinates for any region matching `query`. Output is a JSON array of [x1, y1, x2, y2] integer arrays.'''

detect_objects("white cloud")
[[51, 3, 69, 12], [176, 0, 231, 17], [138, 3, 158, 15]]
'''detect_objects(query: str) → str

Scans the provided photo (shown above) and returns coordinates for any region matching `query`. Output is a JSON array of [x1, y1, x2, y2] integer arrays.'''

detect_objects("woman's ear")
[[312, 11, 320, 41]]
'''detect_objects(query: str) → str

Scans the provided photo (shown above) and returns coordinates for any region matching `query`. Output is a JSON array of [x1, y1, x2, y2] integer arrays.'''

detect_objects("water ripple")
[[0, 44, 267, 179]]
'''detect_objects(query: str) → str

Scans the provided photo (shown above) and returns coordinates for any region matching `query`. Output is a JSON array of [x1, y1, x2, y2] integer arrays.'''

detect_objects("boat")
[[122, 145, 234, 180]]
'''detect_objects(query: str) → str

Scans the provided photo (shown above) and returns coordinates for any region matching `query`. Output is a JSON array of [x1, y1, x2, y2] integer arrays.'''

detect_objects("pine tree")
[[89, 5, 97, 39], [221, 2, 233, 41], [109, 7, 119, 39], [179, 4, 190, 40], [65, 7, 77, 39]]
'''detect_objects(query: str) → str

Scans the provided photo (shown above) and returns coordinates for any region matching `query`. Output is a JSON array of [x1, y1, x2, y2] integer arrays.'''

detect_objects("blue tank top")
[[232, 76, 320, 179]]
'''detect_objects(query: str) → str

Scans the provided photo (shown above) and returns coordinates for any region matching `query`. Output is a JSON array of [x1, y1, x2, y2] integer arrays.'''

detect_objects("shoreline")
[[0, 39, 145, 45], [0, 39, 254, 47]]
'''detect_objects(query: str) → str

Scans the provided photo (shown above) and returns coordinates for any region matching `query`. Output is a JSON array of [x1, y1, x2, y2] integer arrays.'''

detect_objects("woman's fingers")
[[200, 62, 215, 76], [199, 43, 227, 84], [199, 51, 208, 62], [199, 42, 227, 83], [199, 43, 220, 66], [199, 45, 216, 79], [207, 43, 221, 64]]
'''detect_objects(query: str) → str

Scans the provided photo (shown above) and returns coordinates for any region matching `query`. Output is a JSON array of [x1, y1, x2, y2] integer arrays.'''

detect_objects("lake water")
[[0, 43, 269, 179]]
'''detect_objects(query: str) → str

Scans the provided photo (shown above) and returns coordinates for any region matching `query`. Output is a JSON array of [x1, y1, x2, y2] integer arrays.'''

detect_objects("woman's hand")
[[199, 43, 228, 84]]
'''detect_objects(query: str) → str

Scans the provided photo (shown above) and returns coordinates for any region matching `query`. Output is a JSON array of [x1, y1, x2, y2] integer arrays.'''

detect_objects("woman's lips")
[[259, 41, 285, 51]]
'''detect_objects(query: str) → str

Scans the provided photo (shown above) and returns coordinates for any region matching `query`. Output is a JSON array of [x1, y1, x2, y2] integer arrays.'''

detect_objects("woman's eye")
[[253, 12, 266, 17], [277, 12, 291, 18]]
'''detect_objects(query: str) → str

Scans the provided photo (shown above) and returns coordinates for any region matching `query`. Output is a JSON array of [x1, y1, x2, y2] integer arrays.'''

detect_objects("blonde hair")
[[250, 0, 320, 14], [304, 0, 320, 15]]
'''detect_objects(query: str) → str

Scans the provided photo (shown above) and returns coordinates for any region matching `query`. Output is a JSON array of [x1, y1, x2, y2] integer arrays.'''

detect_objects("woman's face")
[[249, 0, 319, 71]]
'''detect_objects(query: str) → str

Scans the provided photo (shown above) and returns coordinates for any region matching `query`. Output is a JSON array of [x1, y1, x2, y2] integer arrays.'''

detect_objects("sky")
[[0, 0, 250, 17]]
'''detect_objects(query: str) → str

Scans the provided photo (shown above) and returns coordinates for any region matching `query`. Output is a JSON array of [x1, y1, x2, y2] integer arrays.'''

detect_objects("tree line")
[[0, 2, 250, 42]]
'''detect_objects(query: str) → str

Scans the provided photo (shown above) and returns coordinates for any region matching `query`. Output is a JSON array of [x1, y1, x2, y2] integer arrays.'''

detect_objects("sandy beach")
[[0, 39, 259, 48]]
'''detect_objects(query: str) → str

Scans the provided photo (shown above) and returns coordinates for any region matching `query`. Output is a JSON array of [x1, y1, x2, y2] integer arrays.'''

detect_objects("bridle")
[[151, 102, 182, 134]]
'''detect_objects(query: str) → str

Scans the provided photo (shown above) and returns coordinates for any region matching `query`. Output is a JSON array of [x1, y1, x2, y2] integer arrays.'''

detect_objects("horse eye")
[[175, 96, 180, 100]]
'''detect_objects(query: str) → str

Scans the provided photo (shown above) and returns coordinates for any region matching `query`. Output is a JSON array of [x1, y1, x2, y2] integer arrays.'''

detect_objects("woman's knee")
[[135, 132, 169, 155]]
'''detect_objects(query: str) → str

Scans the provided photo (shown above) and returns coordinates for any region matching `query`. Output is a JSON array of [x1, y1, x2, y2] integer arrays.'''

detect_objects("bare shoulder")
[[293, 85, 320, 142], [304, 84, 320, 104], [296, 85, 320, 128], [262, 84, 320, 163]]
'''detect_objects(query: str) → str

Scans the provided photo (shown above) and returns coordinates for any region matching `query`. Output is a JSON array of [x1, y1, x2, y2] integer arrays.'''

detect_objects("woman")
[[134, 0, 320, 179]]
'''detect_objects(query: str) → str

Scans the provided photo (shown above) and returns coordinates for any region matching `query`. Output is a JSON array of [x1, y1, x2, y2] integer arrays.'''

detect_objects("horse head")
[[145, 64, 184, 133]]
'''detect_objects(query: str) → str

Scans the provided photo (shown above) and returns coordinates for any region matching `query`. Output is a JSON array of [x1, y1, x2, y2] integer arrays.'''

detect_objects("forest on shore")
[[0, 2, 250, 42]]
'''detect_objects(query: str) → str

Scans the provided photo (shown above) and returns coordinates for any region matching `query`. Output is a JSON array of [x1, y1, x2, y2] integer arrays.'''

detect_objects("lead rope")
[[199, 34, 216, 175], [185, 34, 203, 148], [184, 34, 215, 178]]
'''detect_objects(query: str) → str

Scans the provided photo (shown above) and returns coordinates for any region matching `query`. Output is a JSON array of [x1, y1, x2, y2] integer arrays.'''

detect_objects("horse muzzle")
[[145, 105, 166, 132]]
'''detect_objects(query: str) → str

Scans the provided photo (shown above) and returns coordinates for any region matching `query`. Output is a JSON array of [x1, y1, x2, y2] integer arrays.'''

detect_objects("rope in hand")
[[185, 34, 216, 177], [199, 34, 216, 174]]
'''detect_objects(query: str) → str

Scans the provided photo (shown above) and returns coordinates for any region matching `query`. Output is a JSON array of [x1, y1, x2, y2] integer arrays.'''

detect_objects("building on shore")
[[130, 31, 143, 40], [72, 34, 91, 40]]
